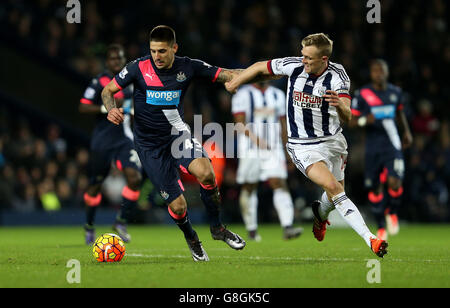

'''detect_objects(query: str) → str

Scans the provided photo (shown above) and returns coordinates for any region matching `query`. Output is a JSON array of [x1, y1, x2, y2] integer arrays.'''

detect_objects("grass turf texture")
[[0, 224, 449, 288]]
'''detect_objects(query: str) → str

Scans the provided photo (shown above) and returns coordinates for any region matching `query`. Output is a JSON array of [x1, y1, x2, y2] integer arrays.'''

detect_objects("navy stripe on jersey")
[[329, 63, 349, 82], [288, 66, 304, 138], [283, 60, 302, 65], [321, 72, 333, 136], [249, 91, 255, 123], [301, 76, 318, 138], [283, 57, 302, 64], [272, 90, 279, 116], [261, 92, 268, 141]]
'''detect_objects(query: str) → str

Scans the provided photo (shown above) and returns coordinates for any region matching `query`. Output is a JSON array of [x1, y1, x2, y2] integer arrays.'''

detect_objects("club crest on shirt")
[[119, 67, 128, 79], [176, 71, 187, 82], [315, 86, 327, 97], [160, 190, 170, 200]]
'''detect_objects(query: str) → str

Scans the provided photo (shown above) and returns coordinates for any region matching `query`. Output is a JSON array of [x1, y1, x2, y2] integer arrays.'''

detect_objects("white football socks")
[[273, 188, 295, 228], [239, 189, 258, 231], [318, 191, 335, 221], [332, 192, 375, 247]]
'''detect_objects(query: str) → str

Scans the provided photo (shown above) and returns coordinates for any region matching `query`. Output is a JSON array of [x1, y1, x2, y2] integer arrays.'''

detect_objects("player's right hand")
[[107, 107, 124, 125], [225, 81, 238, 94]]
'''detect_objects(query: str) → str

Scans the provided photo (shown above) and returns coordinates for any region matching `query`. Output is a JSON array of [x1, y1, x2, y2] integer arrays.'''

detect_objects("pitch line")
[[127, 253, 446, 263]]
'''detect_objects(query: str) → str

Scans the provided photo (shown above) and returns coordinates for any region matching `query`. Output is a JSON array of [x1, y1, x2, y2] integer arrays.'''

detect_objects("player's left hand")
[[323, 90, 344, 108], [107, 107, 125, 125]]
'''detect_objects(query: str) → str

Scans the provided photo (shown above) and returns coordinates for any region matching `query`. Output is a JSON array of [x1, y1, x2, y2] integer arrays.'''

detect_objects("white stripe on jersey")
[[231, 85, 286, 153], [122, 99, 134, 141], [123, 114, 134, 141], [270, 57, 351, 141], [381, 119, 402, 151], [162, 109, 191, 133]]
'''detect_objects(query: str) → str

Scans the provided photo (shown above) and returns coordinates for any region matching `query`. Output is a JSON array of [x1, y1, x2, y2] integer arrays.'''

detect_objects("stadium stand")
[[0, 0, 448, 223]]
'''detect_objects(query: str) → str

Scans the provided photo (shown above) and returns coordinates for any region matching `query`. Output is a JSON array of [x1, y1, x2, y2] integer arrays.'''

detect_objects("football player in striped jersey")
[[226, 33, 388, 258], [232, 82, 303, 241]]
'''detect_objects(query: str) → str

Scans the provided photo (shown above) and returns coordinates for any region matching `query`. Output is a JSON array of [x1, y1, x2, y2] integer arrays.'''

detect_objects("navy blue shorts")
[[88, 138, 141, 185], [364, 149, 404, 190], [135, 131, 208, 205]]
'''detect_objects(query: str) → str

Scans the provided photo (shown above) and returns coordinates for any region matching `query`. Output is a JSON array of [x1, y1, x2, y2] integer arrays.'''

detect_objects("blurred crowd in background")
[[0, 0, 449, 222]]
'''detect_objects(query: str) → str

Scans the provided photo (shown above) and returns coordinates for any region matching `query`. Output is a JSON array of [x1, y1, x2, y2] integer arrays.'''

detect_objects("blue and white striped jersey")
[[231, 84, 286, 153], [268, 57, 351, 143]]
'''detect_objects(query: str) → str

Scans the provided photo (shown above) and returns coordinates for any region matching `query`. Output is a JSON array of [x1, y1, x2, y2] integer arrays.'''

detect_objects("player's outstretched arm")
[[215, 68, 244, 84], [225, 61, 272, 94], [101, 80, 124, 125], [324, 90, 352, 124]]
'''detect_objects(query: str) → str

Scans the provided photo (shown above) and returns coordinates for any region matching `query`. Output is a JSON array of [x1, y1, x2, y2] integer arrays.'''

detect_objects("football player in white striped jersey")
[[226, 33, 388, 258], [232, 82, 303, 241]]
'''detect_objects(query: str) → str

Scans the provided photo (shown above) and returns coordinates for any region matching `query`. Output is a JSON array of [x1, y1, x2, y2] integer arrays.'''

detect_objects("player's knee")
[[197, 168, 216, 186], [125, 170, 142, 191], [387, 176, 402, 191], [324, 180, 343, 196], [242, 183, 257, 193], [86, 184, 102, 196], [169, 197, 187, 215], [269, 178, 285, 190], [373, 184, 384, 195]]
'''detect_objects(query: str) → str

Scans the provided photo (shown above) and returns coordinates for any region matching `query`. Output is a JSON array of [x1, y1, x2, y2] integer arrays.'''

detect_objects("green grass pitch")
[[0, 224, 449, 288]]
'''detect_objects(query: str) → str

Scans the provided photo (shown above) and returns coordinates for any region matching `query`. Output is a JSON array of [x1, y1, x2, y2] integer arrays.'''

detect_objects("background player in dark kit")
[[350, 59, 413, 240], [79, 44, 142, 244], [101, 25, 265, 261]]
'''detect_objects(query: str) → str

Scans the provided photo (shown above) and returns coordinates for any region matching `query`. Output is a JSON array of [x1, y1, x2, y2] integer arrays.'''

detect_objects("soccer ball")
[[92, 233, 126, 262]]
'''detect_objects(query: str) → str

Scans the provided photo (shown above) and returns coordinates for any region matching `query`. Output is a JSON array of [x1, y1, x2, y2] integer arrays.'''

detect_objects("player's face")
[[106, 50, 126, 75], [301, 46, 328, 75], [370, 63, 388, 85], [150, 41, 178, 69]]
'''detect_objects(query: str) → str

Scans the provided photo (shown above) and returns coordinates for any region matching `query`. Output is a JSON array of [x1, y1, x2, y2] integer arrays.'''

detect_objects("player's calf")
[[168, 196, 198, 241], [83, 191, 102, 244]]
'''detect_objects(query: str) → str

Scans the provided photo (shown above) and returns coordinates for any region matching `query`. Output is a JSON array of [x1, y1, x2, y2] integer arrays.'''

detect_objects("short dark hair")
[[150, 25, 176, 45], [106, 44, 125, 58], [370, 58, 389, 74]]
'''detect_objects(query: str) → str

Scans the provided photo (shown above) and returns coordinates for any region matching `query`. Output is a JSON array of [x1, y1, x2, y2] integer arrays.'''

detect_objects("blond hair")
[[301, 33, 333, 58]]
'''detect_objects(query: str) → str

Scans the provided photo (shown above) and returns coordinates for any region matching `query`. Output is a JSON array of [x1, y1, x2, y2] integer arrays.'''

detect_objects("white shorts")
[[236, 149, 287, 184], [286, 132, 348, 181]]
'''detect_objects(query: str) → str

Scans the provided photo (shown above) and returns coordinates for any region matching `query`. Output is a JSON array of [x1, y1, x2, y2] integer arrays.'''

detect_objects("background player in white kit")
[[226, 33, 388, 258], [232, 81, 303, 241]]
